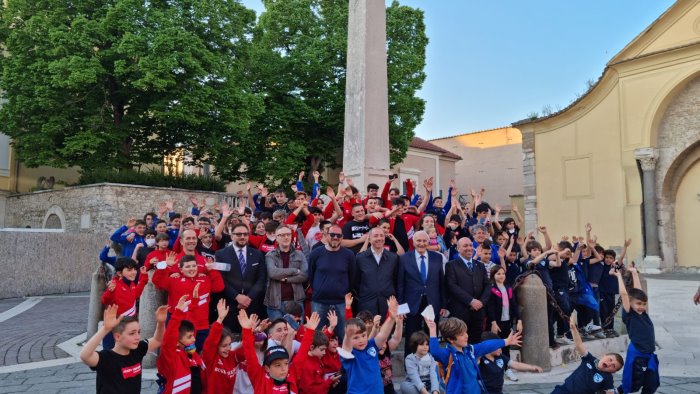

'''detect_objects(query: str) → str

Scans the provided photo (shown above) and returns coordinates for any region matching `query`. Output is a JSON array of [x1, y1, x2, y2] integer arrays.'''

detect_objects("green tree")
[[213, 0, 427, 185], [0, 0, 261, 172]]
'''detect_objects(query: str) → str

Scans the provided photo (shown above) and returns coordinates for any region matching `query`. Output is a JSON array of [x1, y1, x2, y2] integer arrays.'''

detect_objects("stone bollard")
[[517, 274, 552, 371], [87, 264, 106, 340], [139, 271, 166, 368]]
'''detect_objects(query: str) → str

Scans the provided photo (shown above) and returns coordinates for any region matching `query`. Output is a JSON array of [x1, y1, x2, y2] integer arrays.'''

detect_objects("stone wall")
[[3, 183, 237, 234], [521, 127, 537, 233], [0, 231, 105, 298], [656, 75, 700, 268]]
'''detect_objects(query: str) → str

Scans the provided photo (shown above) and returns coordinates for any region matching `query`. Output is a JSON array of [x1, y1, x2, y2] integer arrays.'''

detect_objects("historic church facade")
[[516, 0, 700, 271]]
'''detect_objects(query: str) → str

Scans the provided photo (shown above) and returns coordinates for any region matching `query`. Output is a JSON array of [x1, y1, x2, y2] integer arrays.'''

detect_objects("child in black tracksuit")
[[613, 267, 659, 394]]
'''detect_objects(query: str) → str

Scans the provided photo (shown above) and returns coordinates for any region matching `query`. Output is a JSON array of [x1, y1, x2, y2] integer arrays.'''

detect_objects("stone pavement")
[[0, 277, 698, 392]]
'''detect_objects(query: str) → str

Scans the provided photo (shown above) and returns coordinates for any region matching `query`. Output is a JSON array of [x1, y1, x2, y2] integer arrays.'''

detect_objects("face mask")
[[508, 229, 515, 234], [145, 238, 156, 247], [183, 343, 196, 354]]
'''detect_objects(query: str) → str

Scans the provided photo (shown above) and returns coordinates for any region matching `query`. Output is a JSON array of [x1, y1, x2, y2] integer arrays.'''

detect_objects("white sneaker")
[[594, 331, 607, 339], [555, 335, 573, 345], [585, 322, 603, 332], [505, 368, 519, 381]]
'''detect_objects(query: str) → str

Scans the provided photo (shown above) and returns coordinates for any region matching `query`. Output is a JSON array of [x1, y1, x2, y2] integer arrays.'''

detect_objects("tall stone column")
[[343, 0, 391, 192], [634, 148, 662, 273]]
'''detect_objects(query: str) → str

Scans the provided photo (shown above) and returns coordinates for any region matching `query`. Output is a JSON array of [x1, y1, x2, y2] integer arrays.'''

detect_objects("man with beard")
[[215, 223, 266, 332], [308, 224, 356, 340]]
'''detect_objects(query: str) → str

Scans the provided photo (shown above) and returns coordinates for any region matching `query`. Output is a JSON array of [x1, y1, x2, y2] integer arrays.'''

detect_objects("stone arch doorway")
[[654, 73, 700, 269]]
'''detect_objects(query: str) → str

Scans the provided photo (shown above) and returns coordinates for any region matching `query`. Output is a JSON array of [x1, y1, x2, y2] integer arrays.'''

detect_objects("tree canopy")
[[0, 0, 427, 185]]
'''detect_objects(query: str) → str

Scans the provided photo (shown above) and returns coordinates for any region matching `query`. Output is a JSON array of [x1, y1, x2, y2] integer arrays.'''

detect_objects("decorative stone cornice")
[[634, 147, 659, 171]]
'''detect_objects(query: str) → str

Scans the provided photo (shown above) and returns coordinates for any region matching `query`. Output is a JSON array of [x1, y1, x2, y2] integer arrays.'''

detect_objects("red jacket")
[[293, 347, 334, 394], [153, 269, 224, 330], [286, 212, 315, 237], [157, 308, 206, 394], [144, 249, 171, 271], [202, 322, 238, 394], [100, 275, 148, 317], [321, 329, 341, 375], [243, 327, 312, 393]]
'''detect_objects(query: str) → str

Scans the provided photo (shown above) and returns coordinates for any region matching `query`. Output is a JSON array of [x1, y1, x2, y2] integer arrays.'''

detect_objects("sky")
[[241, 0, 677, 140]]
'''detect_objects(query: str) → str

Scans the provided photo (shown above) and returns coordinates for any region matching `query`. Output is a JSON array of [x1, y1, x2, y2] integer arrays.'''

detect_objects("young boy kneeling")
[[426, 316, 521, 394], [80, 304, 167, 394], [552, 315, 623, 394]]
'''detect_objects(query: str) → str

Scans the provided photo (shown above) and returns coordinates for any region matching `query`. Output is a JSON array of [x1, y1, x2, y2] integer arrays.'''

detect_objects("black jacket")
[[444, 257, 491, 319], [353, 249, 399, 316]]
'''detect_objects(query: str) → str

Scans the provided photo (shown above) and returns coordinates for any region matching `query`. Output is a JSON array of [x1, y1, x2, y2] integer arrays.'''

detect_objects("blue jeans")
[[311, 301, 346, 341], [553, 288, 571, 337], [102, 331, 115, 350], [267, 301, 305, 323]]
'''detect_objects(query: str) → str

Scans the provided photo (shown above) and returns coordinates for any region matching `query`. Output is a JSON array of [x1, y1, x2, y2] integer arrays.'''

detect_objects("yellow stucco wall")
[[520, 0, 700, 265]]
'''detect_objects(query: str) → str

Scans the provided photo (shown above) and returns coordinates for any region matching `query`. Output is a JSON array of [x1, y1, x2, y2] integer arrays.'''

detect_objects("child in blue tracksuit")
[[426, 316, 521, 394], [613, 267, 659, 394]]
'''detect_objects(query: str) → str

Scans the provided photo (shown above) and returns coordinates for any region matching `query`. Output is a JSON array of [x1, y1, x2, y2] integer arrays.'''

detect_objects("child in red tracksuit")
[[157, 295, 206, 394], [294, 330, 342, 393], [100, 257, 149, 350], [202, 299, 239, 393], [153, 254, 224, 352], [238, 309, 319, 393]]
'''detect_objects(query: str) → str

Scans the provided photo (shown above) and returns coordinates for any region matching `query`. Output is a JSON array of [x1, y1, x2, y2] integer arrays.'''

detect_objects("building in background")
[[515, 0, 700, 271], [429, 127, 523, 215]]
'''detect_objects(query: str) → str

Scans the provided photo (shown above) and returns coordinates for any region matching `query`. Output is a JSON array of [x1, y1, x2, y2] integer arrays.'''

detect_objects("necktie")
[[467, 260, 473, 271], [238, 249, 247, 275], [420, 255, 427, 284]]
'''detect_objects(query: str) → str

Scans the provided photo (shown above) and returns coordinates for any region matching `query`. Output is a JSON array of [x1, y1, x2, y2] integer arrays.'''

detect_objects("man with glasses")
[[264, 225, 308, 321], [215, 223, 266, 332], [308, 224, 356, 339]]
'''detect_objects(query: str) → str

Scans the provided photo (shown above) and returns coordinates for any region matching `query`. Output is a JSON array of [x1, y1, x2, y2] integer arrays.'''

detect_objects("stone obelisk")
[[343, 0, 391, 191]]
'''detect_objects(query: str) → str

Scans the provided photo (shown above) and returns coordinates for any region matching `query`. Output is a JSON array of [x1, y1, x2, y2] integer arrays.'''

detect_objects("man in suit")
[[445, 237, 491, 344], [397, 230, 446, 353], [215, 222, 266, 332], [354, 227, 399, 320]]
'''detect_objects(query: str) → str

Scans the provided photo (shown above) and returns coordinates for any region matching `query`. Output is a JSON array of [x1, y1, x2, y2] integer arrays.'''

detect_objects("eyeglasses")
[[233, 232, 249, 237], [276, 233, 292, 237], [328, 233, 343, 239]]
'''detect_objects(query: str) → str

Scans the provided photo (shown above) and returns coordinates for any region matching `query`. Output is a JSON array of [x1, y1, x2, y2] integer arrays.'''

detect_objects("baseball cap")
[[264, 345, 289, 365]]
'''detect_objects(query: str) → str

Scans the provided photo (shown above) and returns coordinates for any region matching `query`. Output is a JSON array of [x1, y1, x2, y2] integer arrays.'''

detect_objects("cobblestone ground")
[[503, 376, 700, 393], [0, 295, 88, 367]]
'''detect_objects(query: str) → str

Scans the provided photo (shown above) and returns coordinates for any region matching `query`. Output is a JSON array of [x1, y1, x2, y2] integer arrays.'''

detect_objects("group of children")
[[83, 174, 660, 393]]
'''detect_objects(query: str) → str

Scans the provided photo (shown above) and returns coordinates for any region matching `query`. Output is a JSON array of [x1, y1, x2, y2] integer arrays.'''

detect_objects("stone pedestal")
[[343, 0, 391, 192], [517, 274, 552, 371], [86, 264, 106, 340], [640, 255, 662, 274], [139, 271, 166, 368]]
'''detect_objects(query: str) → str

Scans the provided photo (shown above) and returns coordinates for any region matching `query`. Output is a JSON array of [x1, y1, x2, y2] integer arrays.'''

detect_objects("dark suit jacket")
[[353, 249, 399, 313], [444, 257, 491, 318], [215, 245, 266, 309], [397, 251, 445, 315]]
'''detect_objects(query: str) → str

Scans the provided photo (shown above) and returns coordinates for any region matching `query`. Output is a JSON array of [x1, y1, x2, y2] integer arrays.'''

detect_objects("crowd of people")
[[81, 171, 659, 394]]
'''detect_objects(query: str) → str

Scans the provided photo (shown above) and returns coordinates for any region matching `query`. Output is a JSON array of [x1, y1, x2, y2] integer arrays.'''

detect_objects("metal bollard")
[[86, 264, 106, 340], [139, 270, 165, 368], [517, 274, 552, 371]]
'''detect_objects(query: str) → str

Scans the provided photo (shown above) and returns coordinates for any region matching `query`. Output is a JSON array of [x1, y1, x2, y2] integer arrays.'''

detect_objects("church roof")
[[410, 137, 462, 160]]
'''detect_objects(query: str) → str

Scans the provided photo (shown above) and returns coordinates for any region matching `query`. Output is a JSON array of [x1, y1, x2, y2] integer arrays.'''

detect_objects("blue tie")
[[420, 255, 427, 285], [467, 260, 473, 271], [238, 249, 247, 275]]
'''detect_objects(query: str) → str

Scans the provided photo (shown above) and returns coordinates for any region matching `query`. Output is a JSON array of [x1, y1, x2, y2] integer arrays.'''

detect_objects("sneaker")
[[584, 322, 603, 332], [581, 331, 595, 340], [555, 335, 574, 345], [505, 368, 519, 381], [594, 331, 607, 339]]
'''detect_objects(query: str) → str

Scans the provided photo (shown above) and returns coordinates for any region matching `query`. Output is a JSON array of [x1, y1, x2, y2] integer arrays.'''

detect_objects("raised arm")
[[80, 305, 121, 367], [613, 270, 630, 313], [539, 226, 552, 251], [374, 296, 398, 349], [618, 238, 631, 265], [569, 315, 587, 356], [148, 305, 168, 352]]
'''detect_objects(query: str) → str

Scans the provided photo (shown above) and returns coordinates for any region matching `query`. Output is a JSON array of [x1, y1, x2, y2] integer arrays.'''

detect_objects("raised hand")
[[126, 218, 137, 228], [140, 266, 148, 276], [166, 251, 177, 267], [175, 294, 189, 312], [338, 172, 345, 183], [107, 280, 116, 292], [306, 312, 321, 330], [189, 196, 199, 207], [326, 186, 336, 199], [246, 182, 252, 191], [237, 309, 253, 329], [585, 223, 592, 233], [103, 305, 123, 332], [624, 238, 632, 248], [327, 309, 338, 330], [424, 317, 437, 336], [155, 305, 169, 324], [216, 299, 229, 322], [192, 283, 201, 300], [345, 292, 353, 308], [505, 330, 522, 347], [387, 295, 399, 319], [313, 171, 320, 180]]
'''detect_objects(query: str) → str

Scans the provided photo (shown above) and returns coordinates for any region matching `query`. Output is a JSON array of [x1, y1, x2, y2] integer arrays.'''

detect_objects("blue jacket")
[[430, 337, 506, 394], [109, 225, 145, 258]]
